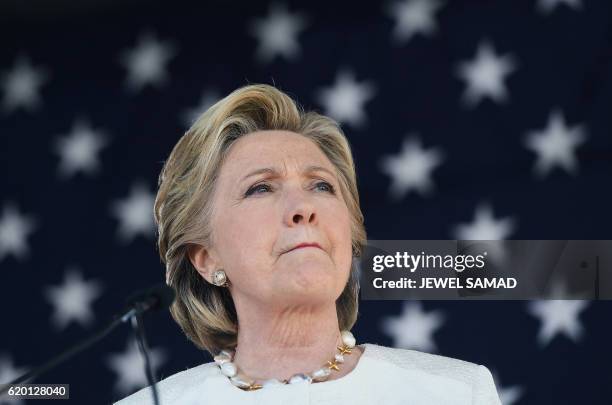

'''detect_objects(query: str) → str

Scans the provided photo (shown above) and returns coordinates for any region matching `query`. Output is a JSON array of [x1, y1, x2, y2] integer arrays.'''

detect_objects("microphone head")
[[149, 283, 176, 310], [127, 283, 176, 312]]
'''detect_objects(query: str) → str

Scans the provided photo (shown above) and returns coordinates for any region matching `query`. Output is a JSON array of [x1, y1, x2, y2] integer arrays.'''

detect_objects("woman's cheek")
[[329, 209, 352, 263]]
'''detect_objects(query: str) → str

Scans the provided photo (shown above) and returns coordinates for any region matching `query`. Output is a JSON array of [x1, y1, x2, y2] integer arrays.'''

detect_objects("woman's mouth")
[[283, 242, 323, 254]]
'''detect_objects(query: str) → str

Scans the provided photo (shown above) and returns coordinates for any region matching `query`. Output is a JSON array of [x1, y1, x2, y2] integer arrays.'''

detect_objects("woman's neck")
[[231, 303, 360, 383]]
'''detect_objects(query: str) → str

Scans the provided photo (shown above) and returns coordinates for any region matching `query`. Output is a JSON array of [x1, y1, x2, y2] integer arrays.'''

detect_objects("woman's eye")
[[245, 183, 272, 197], [244, 181, 335, 197], [315, 181, 335, 194]]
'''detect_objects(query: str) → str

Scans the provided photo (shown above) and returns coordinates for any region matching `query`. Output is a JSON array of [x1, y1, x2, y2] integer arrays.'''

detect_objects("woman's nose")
[[284, 188, 317, 227], [291, 209, 316, 225]]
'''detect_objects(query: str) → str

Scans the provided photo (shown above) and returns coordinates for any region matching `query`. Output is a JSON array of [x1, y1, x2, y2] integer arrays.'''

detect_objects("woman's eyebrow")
[[239, 165, 336, 184], [240, 167, 278, 183], [305, 165, 337, 178]]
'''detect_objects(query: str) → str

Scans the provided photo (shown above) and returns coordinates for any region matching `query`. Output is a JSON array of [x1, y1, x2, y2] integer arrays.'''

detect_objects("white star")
[[456, 40, 517, 107], [248, 2, 308, 64], [120, 33, 177, 92], [527, 282, 589, 347], [107, 339, 166, 394], [111, 183, 155, 243], [1, 56, 48, 113], [0, 354, 28, 405], [182, 89, 220, 127], [315, 69, 376, 129], [44, 268, 103, 330], [379, 136, 444, 200], [537, 0, 582, 14], [0, 204, 36, 262], [380, 135, 444, 200], [452, 203, 515, 265], [381, 301, 445, 352], [498, 385, 524, 405], [452, 203, 515, 240], [527, 300, 589, 346], [488, 370, 524, 405], [524, 110, 587, 178], [54, 120, 108, 179], [385, 0, 445, 44]]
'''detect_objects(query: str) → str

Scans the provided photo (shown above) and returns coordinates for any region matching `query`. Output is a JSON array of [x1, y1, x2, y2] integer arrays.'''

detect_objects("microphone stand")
[[0, 299, 163, 405], [131, 303, 160, 405]]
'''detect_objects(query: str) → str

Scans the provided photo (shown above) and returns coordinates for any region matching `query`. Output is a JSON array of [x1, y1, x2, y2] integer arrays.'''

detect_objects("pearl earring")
[[212, 269, 229, 287]]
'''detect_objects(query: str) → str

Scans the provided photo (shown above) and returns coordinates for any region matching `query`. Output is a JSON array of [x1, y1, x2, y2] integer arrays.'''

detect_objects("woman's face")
[[201, 130, 353, 309]]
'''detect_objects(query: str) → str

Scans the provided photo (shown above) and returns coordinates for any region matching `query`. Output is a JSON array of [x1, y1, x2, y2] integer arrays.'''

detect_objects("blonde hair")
[[154, 84, 367, 355]]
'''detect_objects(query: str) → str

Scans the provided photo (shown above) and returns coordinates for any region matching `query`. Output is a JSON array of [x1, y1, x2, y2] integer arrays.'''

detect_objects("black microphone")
[[0, 283, 176, 397], [120, 283, 176, 322], [122, 283, 175, 405]]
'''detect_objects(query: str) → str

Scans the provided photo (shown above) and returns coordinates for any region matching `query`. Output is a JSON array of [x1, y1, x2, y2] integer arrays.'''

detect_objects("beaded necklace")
[[214, 330, 356, 391]]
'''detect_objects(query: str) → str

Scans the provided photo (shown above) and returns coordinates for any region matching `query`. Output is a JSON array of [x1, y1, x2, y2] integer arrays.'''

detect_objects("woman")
[[115, 84, 502, 404]]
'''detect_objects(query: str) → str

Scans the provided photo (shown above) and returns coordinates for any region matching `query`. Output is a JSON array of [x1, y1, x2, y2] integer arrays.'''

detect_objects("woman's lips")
[[285, 243, 323, 253], [290, 245, 319, 252]]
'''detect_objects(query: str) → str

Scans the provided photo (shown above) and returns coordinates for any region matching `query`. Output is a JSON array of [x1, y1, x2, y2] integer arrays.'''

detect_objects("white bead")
[[229, 376, 252, 389], [311, 367, 331, 381], [334, 353, 345, 363], [214, 352, 231, 365], [288, 373, 312, 384], [341, 330, 355, 348], [220, 362, 237, 377], [262, 378, 284, 388]]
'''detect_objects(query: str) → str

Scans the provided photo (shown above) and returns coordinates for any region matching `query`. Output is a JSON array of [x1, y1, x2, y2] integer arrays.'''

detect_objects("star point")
[[451, 202, 515, 264], [0, 203, 36, 262], [452, 203, 515, 241], [456, 40, 517, 107], [54, 119, 109, 179], [385, 0, 445, 44], [527, 281, 589, 347], [44, 267, 103, 330], [120, 32, 177, 92], [528, 299, 588, 347], [1, 55, 49, 113], [537, 0, 582, 14], [498, 384, 524, 405], [315, 69, 376, 129], [379, 135, 444, 200], [248, 2, 309, 64], [111, 183, 156, 243], [524, 110, 587, 178], [0, 354, 28, 404], [381, 301, 445, 352], [107, 339, 166, 394]]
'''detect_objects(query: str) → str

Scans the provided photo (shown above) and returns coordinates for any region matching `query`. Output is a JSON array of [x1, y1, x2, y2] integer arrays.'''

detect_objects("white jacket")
[[114, 342, 502, 405]]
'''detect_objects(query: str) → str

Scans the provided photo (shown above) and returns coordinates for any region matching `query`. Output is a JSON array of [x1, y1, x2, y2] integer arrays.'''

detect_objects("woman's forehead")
[[223, 131, 334, 174], [231, 130, 315, 153]]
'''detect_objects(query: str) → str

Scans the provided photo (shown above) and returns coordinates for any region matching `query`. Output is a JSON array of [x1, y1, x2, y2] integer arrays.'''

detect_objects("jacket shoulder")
[[113, 361, 218, 405], [367, 344, 478, 375], [363, 343, 501, 405]]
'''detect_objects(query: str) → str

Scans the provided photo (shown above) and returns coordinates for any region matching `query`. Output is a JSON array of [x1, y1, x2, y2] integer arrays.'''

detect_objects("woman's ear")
[[187, 244, 219, 284]]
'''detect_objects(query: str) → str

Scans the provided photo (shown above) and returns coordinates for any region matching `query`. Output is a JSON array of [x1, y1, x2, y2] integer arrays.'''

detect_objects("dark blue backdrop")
[[1, 1, 611, 404]]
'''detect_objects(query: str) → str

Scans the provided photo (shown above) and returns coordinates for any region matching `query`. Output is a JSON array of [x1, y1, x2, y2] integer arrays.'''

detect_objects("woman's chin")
[[271, 254, 342, 299], [287, 264, 337, 295]]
